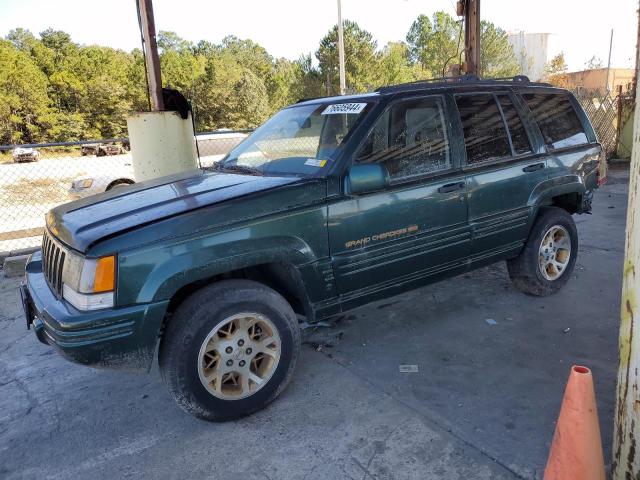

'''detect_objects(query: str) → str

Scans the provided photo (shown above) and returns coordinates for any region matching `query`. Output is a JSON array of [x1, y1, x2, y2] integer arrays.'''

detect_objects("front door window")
[[355, 97, 451, 180]]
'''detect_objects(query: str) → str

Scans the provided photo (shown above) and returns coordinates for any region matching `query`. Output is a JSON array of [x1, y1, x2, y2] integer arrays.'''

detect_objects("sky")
[[0, 0, 637, 72]]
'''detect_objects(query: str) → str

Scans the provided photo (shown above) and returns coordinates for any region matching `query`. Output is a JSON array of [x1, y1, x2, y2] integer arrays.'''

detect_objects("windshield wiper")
[[213, 163, 263, 176]]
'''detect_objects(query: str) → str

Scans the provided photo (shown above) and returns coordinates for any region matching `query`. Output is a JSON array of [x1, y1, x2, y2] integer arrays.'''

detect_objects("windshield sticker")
[[304, 159, 327, 167], [321, 103, 367, 115]]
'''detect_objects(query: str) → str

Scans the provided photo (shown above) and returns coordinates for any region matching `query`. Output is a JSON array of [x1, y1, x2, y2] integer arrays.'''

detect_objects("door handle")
[[437, 181, 465, 194], [523, 162, 545, 173]]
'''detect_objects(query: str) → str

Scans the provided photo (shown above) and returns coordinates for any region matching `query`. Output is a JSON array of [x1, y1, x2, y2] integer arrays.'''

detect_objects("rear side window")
[[496, 95, 532, 155], [522, 93, 588, 150], [355, 96, 451, 180], [455, 94, 511, 164]]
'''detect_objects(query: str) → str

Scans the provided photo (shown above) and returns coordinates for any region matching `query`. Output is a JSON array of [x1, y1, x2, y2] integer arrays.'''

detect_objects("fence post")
[[616, 85, 623, 157]]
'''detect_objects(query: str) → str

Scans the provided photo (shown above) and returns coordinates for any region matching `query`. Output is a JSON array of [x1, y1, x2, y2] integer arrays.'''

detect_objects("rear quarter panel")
[[532, 144, 601, 210]]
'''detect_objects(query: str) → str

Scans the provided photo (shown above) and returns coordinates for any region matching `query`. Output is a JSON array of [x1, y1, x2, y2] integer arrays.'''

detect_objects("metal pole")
[[463, 0, 481, 76], [137, 0, 164, 111], [606, 29, 613, 94], [337, 0, 346, 95], [612, 21, 640, 478]]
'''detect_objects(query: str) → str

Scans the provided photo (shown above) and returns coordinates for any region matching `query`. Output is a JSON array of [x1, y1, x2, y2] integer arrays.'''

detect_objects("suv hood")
[[47, 170, 310, 252]]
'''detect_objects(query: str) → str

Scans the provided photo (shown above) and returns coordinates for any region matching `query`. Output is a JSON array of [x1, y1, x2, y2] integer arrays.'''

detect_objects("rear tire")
[[106, 179, 134, 191], [507, 207, 578, 296], [159, 279, 300, 421]]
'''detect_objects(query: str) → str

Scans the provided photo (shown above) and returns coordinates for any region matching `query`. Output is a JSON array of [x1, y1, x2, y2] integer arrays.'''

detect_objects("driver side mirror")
[[348, 164, 390, 195]]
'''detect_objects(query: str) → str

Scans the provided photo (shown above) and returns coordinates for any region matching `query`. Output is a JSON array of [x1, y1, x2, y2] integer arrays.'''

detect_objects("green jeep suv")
[[21, 76, 601, 420]]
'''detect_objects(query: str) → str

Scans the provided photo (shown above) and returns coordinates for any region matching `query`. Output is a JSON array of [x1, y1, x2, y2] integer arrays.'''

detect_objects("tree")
[[0, 15, 525, 145], [157, 31, 205, 103], [585, 55, 603, 70], [267, 58, 303, 111], [406, 11, 519, 78], [406, 12, 462, 77], [6, 28, 37, 52], [545, 52, 569, 87], [479, 21, 519, 78], [219, 36, 273, 80], [376, 42, 423, 86], [316, 20, 378, 95], [0, 39, 53, 144], [227, 70, 270, 128]]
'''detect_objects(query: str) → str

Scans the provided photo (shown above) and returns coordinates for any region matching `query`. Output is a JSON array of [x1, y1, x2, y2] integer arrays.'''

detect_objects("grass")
[[1, 176, 76, 205]]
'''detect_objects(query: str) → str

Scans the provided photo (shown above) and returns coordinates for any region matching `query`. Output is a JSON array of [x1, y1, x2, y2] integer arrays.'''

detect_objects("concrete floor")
[[0, 165, 629, 479]]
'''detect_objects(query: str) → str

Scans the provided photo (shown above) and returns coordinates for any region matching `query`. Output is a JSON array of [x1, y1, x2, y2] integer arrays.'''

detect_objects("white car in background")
[[12, 147, 40, 163], [69, 131, 248, 198]]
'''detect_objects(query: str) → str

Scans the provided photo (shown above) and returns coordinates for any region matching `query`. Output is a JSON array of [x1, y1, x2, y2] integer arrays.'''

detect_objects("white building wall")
[[507, 32, 551, 81]]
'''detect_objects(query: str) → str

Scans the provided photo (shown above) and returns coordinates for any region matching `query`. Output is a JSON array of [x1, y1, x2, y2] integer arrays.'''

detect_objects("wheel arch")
[[106, 178, 135, 191], [157, 261, 313, 357], [530, 177, 587, 216], [164, 261, 312, 320]]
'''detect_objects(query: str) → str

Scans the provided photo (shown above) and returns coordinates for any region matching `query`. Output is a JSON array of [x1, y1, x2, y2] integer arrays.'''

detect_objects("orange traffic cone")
[[543, 365, 605, 480]]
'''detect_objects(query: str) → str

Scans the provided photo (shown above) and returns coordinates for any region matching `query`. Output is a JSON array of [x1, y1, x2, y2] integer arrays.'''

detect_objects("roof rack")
[[295, 96, 323, 104], [376, 75, 546, 94]]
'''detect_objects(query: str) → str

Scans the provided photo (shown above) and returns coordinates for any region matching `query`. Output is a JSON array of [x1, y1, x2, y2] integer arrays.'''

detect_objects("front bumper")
[[23, 251, 169, 372]]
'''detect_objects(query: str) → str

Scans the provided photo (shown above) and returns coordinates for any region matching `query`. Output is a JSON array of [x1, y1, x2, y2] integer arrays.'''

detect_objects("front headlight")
[[72, 178, 93, 189], [62, 252, 115, 310]]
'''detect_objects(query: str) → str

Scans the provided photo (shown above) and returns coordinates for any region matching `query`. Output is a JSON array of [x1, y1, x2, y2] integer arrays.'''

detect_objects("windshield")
[[219, 102, 371, 176]]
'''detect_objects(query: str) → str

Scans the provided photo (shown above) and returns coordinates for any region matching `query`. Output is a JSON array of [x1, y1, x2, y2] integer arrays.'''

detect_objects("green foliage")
[[479, 21, 519, 78], [0, 13, 522, 144], [406, 11, 518, 79], [376, 42, 424, 86], [316, 20, 378, 94], [0, 38, 52, 144], [406, 12, 462, 77], [545, 53, 569, 87]]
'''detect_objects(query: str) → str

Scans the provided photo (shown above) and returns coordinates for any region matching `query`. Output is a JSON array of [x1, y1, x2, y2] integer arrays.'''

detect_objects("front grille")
[[42, 230, 66, 297]]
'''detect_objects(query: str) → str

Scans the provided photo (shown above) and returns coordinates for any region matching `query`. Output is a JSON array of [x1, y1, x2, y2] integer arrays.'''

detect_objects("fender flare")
[[529, 175, 586, 215], [130, 235, 319, 306]]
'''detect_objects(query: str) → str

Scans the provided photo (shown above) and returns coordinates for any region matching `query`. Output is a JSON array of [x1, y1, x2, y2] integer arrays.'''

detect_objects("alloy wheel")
[[538, 225, 572, 281], [197, 312, 281, 400]]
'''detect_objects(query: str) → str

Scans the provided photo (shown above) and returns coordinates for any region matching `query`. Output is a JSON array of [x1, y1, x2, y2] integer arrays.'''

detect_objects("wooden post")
[[616, 85, 624, 157], [612, 50, 640, 480], [463, 0, 481, 76], [137, 0, 164, 111]]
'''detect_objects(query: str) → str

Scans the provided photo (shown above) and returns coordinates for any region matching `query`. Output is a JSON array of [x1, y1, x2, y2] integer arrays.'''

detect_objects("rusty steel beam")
[[137, 0, 164, 111], [612, 47, 640, 478], [463, 0, 480, 76]]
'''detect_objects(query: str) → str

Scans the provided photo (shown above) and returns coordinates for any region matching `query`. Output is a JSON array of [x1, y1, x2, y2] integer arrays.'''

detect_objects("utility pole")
[[606, 28, 613, 94], [612, 3, 640, 477], [635, 2, 640, 99], [337, 0, 346, 95], [137, 0, 164, 110], [462, 0, 481, 76], [128, 0, 197, 182]]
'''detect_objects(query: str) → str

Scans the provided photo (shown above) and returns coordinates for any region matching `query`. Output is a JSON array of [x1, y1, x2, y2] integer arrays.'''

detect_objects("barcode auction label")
[[304, 159, 327, 167], [322, 103, 367, 115]]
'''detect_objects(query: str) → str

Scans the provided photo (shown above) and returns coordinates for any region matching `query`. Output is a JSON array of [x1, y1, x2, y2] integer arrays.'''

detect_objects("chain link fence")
[[569, 87, 631, 185], [572, 88, 620, 158], [0, 131, 249, 253]]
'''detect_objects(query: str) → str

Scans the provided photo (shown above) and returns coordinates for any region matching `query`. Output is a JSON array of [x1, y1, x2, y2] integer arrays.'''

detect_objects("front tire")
[[507, 207, 578, 296], [159, 279, 300, 421]]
